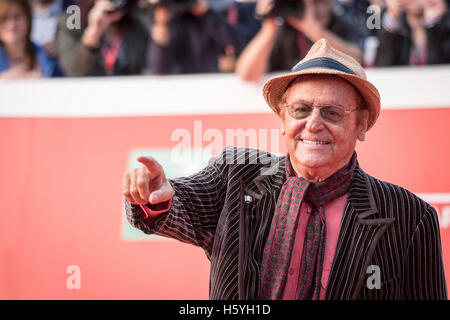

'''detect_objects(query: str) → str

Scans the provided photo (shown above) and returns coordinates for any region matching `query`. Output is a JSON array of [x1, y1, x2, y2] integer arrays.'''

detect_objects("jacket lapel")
[[238, 157, 286, 299], [325, 166, 396, 299]]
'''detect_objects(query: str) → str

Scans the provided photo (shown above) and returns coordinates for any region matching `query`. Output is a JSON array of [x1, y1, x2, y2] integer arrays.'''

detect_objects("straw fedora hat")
[[263, 38, 380, 131]]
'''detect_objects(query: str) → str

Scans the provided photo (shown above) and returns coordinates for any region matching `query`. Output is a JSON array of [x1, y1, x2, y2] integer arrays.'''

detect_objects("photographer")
[[55, 0, 149, 76], [146, 0, 248, 74], [235, 0, 367, 82], [375, 0, 450, 66]]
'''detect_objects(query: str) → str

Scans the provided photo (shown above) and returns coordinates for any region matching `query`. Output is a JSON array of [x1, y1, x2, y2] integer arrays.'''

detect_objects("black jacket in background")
[[148, 9, 248, 74], [375, 11, 450, 66], [55, 13, 149, 76]]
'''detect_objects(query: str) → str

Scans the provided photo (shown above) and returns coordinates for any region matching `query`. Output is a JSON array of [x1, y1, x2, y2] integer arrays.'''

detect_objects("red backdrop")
[[1, 68, 450, 299], [0, 108, 449, 299]]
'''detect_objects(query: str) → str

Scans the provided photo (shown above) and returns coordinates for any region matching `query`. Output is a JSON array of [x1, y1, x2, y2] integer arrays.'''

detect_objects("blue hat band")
[[292, 57, 356, 75]]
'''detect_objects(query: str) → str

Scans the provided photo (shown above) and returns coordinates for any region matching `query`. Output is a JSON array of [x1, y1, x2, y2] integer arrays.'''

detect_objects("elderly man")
[[123, 39, 447, 300]]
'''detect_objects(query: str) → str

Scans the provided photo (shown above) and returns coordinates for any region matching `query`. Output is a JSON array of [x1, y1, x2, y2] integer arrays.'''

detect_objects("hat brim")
[[263, 68, 380, 131]]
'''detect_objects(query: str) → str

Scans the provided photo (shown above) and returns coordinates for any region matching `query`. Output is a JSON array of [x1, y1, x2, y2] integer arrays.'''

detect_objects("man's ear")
[[280, 114, 287, 135], [357, 110, 369, 141], [280, 123, 285, 135], [279, 108, 286, 135], [358, 126, 366, 141]]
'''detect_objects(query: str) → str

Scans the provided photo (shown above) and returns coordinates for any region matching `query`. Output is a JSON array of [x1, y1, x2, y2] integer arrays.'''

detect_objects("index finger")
[[137, 156, 161, 174]]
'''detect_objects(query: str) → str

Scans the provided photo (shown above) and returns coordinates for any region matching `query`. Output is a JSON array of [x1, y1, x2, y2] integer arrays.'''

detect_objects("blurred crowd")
[[0, 0, 448, 80]]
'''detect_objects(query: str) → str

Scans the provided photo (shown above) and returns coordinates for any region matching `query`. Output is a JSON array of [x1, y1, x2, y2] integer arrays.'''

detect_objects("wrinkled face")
[[280, 75, 369, 179], [0, 4, 28, 45]]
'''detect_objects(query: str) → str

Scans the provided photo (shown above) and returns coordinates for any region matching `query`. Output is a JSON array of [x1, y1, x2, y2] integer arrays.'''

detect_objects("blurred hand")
[[153, 3, 171, 23], [218, 45, 236, 73], [42, 41, 57, 58], [405, 0, 425, 30], [151, 5, 171, 45], [423, 0, 447, 23], [385, 0, 415, 19], [122, 156, 174, 205], [255, 0, 274, 17], [369, 0, 384, 6], [87, 0, 123, 35], [191, 0, 209, 16], [286, 0, 321, 33]]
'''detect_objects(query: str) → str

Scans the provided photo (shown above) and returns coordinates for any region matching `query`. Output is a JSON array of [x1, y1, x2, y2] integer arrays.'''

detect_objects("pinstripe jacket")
[[125, 147, 447, 300]]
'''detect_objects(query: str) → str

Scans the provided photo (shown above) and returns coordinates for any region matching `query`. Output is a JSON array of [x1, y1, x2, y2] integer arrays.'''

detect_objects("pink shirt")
[[281, 193, 348, 300], [140, 193, 348, 300]]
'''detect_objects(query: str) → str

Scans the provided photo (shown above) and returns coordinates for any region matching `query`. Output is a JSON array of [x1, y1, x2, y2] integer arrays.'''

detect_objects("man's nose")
[[305, 108, 325, 132]]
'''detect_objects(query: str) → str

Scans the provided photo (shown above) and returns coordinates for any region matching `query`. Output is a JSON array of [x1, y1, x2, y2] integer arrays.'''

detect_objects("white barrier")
[[1, 65, 450, 117]]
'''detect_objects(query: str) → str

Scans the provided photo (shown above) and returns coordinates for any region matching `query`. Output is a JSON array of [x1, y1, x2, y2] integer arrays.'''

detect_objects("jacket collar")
[[243, 155, 286, 201], [347, 164, 378, 218]]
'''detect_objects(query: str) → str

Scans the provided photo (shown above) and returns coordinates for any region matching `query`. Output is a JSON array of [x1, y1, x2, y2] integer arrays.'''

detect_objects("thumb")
[[149, 181, 174, 204]]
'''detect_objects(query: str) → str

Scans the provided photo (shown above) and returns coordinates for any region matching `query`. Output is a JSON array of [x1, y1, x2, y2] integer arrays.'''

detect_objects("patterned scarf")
[[259, 152, 357, 300]]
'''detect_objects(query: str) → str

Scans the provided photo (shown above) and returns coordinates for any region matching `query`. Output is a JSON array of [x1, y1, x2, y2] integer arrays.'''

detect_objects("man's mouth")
[[301, 139, 331, 145]]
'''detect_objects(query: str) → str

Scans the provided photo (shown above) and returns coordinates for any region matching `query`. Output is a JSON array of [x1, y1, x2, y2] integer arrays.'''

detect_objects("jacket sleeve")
[[375, 27, 412, 66], [402, 205, 448, 299], [55, 15, 99, 77], [426, 11, 450, 65], [147, 41, 173, 75], [374, 11, 413, 67], [148, 10, 248, 74], [124, 148, 232, 255], [200, 9, 248, 54]]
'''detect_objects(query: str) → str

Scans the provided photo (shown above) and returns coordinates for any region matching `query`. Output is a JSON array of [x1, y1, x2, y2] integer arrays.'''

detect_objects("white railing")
[[1, 65, 449, 117]]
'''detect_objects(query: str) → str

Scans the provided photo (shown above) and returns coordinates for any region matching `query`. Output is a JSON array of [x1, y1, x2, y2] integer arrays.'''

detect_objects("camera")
[[261, 0, 305, 19], [151, 0, 198, 14]]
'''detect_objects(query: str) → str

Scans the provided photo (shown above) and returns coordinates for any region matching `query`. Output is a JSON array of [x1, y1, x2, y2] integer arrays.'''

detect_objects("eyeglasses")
[[283, 101, 360, 124]]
